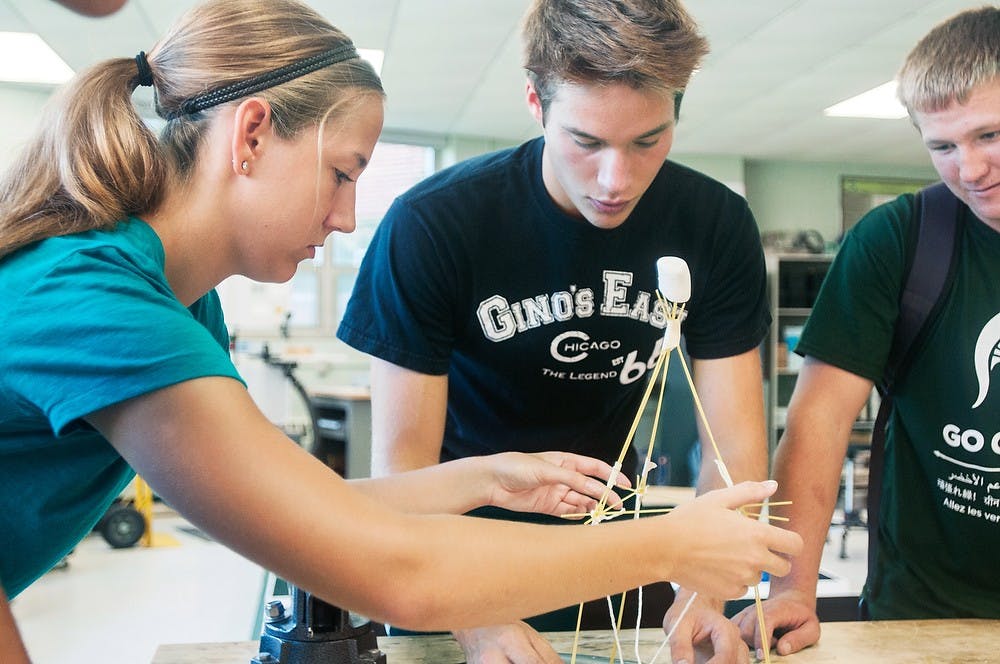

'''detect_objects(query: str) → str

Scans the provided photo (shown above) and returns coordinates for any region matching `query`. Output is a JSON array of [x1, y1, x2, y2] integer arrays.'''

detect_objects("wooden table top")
[[152, 619, 1000, 663], [641, 484, 696, 507]]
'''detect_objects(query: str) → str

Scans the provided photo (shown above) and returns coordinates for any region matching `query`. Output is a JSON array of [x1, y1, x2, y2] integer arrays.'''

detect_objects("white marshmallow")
[[656, 256, 691, 303]]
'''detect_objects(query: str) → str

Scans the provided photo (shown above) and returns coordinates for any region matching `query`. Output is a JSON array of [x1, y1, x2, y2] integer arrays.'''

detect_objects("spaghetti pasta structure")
[[561, 256, 783, 664]]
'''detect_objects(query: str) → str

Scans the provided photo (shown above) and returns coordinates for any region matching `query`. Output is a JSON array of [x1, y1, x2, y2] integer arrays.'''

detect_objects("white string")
[[631, 464, 655, 663], [635, 584, 644, 663], [714, 458, 735, 488], [604, 595, 626, 664], [648, 591, 698, 664], [633, 489, 646, 664]]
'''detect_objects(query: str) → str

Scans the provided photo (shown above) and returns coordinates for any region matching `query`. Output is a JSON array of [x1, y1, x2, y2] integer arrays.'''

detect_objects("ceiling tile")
[[0, 0, 985, 166]]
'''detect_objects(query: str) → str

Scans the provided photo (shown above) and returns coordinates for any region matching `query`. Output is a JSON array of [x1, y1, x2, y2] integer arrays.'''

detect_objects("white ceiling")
[[0, 0, 986, 167]]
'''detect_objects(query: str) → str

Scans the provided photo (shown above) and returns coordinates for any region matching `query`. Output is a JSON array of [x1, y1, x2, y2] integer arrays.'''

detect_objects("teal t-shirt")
[[0, 218, 243, 598], [798, 193, 1000, 619]]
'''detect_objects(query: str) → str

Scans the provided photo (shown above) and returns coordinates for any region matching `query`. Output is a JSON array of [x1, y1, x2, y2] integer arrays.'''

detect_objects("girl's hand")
[[486, 451, 632, 516], [662, 481, 803, 600]]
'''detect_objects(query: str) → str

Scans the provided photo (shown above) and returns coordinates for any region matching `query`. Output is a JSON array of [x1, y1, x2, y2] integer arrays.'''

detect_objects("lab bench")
[[153, 619, 1000, 663]]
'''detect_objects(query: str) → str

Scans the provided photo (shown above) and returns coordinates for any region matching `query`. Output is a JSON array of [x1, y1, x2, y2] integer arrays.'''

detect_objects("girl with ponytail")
[[0, 2, 800, 661]]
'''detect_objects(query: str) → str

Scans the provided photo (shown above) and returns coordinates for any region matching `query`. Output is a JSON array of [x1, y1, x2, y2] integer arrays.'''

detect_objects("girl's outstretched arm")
[[87, 376, 801, 632]]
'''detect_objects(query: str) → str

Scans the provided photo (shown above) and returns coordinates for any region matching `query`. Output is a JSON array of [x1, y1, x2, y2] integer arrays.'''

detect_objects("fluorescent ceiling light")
[[0, 32, 73, 85], [824, 81, 908, 120], [358, 48, 384, 76]]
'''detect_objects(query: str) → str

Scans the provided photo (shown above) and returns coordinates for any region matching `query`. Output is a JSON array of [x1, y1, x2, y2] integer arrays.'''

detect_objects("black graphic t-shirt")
[[338, 137, 769, 472], [798, 193, 1000, 619]]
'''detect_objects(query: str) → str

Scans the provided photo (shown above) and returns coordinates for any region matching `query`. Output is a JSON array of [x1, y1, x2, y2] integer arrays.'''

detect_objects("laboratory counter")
[[153, 619, 999, 663]]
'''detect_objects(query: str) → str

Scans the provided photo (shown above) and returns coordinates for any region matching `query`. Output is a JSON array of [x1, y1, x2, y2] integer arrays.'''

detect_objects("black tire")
[[99, 504, 146, 548]]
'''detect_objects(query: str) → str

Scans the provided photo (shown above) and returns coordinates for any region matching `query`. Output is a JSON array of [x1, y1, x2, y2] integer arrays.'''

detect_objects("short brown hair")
[[897, 5, 1000, 115], [522, 0, 709, 115]]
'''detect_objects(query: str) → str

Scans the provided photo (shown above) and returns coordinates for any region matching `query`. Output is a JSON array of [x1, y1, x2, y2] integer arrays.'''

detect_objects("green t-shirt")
[[0, 218, 243, 598], [798, 193, 1000, 619]]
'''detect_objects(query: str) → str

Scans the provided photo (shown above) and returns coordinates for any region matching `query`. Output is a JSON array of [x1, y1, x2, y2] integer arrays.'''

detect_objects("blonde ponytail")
[[0, 0, 383, 260], [0, 57, 165, 258]]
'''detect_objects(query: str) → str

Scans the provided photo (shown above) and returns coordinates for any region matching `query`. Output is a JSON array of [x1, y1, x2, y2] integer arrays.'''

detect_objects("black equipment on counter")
[[250, 586, 386, 664], [251, 346, 387, 664]]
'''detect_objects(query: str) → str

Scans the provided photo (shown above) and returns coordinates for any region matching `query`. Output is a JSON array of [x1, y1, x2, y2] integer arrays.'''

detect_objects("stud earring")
[[241, 160, 249, 171]]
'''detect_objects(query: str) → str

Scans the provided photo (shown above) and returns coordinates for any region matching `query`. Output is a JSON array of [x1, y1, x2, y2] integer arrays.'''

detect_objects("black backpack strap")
[[883, 183, 962, 385], [862, 182, 960, 617]]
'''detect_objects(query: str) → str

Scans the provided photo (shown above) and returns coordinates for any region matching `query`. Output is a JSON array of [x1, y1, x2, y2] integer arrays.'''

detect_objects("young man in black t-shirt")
[[340, 2, 772, 662]]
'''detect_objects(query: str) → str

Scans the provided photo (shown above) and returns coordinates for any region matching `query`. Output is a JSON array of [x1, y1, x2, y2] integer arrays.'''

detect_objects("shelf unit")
[[763, 252, 835, 451], [763, 252, 880, 552]]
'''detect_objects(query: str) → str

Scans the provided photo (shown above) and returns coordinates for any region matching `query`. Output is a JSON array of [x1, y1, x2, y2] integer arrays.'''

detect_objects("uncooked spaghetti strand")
[[753, 584, 771, 664], [569, 601, 586, 664], [640, 346, 673, 475], [594, 347, 669, 513], [676, 347, 729, 476], [617, 343, 668, 466]]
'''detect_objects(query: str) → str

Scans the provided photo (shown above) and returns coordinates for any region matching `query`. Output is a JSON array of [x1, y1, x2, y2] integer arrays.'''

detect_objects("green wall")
[[744, 159, 937, 241]]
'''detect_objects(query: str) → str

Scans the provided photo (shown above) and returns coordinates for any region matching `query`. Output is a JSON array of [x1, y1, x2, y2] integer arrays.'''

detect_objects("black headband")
[[166, 43, 360, 120]]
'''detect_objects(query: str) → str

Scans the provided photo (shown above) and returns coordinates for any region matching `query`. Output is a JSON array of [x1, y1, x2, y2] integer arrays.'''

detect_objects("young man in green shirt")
[[739, 6, 1000, 657]]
